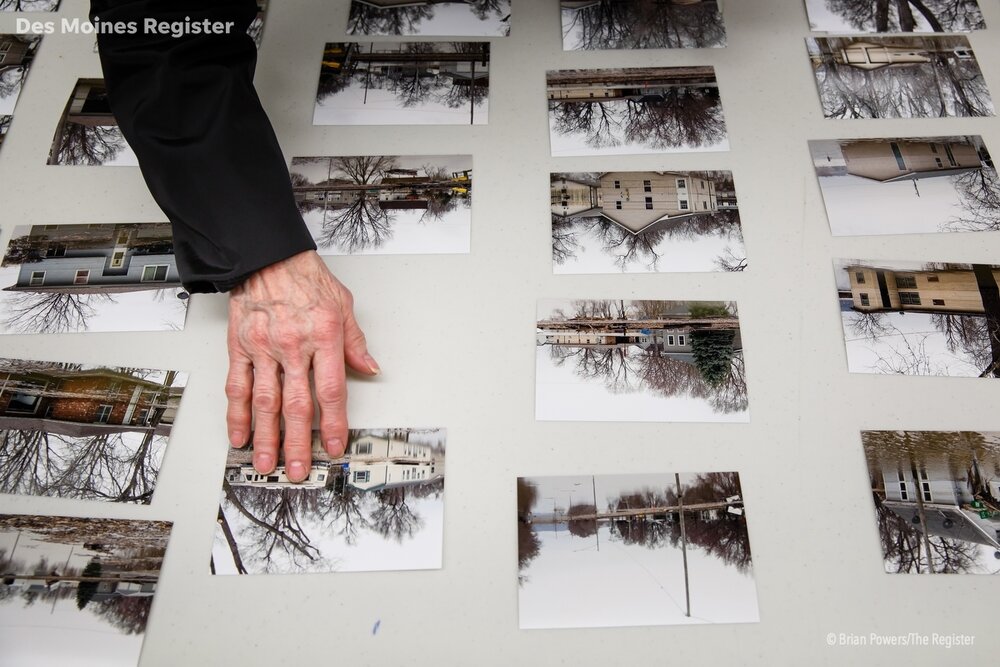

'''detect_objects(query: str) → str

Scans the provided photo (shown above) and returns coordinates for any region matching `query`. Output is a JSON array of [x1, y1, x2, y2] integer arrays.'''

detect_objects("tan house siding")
[[843, 140, 981, 181], [848, 266, 1000, 313], [598, 172, 717, 232]]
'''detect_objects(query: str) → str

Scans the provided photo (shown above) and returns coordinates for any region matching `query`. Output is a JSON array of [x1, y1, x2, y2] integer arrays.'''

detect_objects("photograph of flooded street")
[[862, 430, 1000, 574], [535, 299, 748, 422], [517, 473, 758, 629]]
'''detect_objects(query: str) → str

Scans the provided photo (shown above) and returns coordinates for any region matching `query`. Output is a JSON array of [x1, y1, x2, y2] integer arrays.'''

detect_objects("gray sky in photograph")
[[549, 113, 729, 157], [518, 524, 759, 629], [0, 78, 24, 115], [101, 130, 139, 167], [313, 81, 489, 126], [351, 1, 509, 36], [525, 473, 721, 513]]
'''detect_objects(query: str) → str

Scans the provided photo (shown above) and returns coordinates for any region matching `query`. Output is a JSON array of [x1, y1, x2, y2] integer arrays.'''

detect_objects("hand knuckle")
[[225, 379, 250, 400], [252, 390, 281, 413], [283, 393, 313, 418]]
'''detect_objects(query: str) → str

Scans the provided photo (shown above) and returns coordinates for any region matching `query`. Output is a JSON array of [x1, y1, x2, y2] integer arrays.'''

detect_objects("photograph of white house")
[[47, 79, 138, 166], [807, 36, 994, 118], [314, 42, 490, 125], [213, 428, 446, 575], [835, 259, 1000, 377], [0, 513, 172, 667], [348, 0, 510, 36], [0, 357, 187, 504], [547, 67, 728, 156], [536, 299, 748, 422], [290, 154, 472, 255], [561, 0, 726, 50], [552, 171, 744, 273], [811, 136, 998, 235], [862, 430, 1000, 574], [517, 472, 759, 629], [805, 0, 985, 33], [0, 223, 190, 334]]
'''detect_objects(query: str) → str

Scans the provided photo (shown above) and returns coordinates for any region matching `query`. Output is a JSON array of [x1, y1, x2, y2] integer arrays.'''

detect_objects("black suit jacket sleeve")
[[90, 0, 316, 293]]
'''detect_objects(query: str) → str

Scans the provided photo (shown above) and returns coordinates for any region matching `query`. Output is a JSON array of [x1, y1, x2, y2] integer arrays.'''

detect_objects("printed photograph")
[[517, 473, 759, 629], [47, 79, 138, 166], [536, 300, 749, 422], [561, 0, 726, 50], [805, 0, 985, 33], [547, 67, 728, 156], [551, 171, 745, 273], [807, 36, 994, 119], [0, 223, 190, 335], [314, 42, 490, 125], [836, 259, 1000, 377], [812, 136, 999, 235], [0, 35, 40, 116], [213, 428, 446, 575], [348, 0, 510, 37], [862, 430, 1000, 574], [0, 0, 59, 10], [0, 514, 172, 666], [290, 155, 471, 255], [0, 358, 186, 504], [0, 116, 9, 152]]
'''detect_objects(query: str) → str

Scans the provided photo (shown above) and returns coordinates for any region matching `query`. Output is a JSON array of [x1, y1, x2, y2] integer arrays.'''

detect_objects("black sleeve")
[[90, 0, 316, 294]]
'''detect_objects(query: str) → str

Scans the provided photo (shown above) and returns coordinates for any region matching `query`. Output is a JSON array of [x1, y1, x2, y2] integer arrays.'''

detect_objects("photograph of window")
[[551, 171, 745, 273], [804, 0, 984, 33], [213, 428, 446, 575], [347, 0, 510, 36], [517, 472, 758, 629], [561, 0, 726, 50]]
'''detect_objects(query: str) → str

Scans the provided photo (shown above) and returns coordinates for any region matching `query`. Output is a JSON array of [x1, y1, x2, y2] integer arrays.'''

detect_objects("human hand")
[[225, 250, 379, 482]]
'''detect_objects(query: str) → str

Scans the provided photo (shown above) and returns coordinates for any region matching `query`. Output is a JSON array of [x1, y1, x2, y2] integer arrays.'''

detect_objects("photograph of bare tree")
[[812, 136, 999, 235], [551, 171, 744, 273], [547, 67, 728, 156], [517, 473, 758, 629], [862, 430, 1000, 574], [0, 223, 190, 335], [0, 514, 172, 666], [536, 300, 748, 422], [290, 155, 472, 255], [314, 42, 490, 125], [0, 358, 186, 504], [47, 79, 137, 166], [561, 0, 726, 50], [807, 36, 994, 119], [213, 428, 446, 575], [348, 0, 510, 37], [0, 34, 40, 155], [805, 0, 985, 33], [0, 0, 59, 10], [836, 259, 1000, 377]]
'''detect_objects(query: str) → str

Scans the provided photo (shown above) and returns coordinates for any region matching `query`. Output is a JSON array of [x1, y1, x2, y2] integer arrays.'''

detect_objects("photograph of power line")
[[804, 0, 985, 33], [347, 0, 510, 36], [561, 0, 726, 50], [517, 472, 758, 629], [862, 430, 1000, 574]]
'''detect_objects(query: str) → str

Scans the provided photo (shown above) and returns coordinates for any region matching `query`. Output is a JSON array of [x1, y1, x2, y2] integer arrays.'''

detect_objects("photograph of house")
[[0, 514, 172, 666], [47, 79, 138, 166], [517, 472, 758, 629], [547, 67, 728, 156], [0, 35, 39, 116], [561, 0, 726, 50], [862, 430, 1000, 574], [213, 428, 446, 575], [0, 0, 59, 10], [290, 154, 472, 255], [0, 223, 190, 334], [811, 136, 999, 235], [805, 0, 984, 33], [807, 36, 994, 118], [0, 357, 186, 504], [314, 42, 490, 125], [551, 171, 745, 273], [348, 0, 510, 36], [836, 259, 1000, 377], [535, 299, 748, 422]]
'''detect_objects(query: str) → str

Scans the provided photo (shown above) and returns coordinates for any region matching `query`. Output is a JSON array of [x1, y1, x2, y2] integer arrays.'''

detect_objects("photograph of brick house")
[[811, 136, 998, 235], [214, 428, 446, 575], [0, 357, 187, 504], [348, 0, 510, 36], [0, 223, 189, 334], [805, 0, 984, 33], [836, 259, 1000, 377], [551, 170, 744, 273], [561, 0, 726, 50], [861, 430, 1000, 574]]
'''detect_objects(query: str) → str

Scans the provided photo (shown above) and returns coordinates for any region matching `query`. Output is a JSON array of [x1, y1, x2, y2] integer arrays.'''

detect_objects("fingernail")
[[288, 461, 307, 482], [365, 354, 381, 376], [327, 438, 344, 456], [230, 431, 244, 447], [255, 454, 274, 474]]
